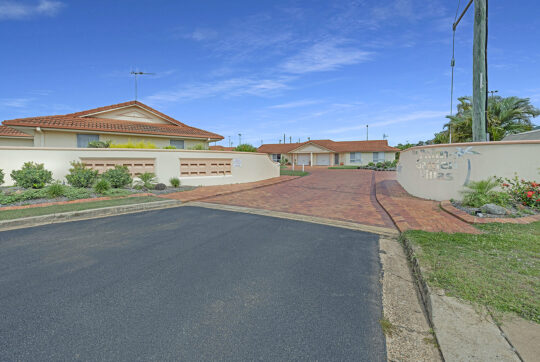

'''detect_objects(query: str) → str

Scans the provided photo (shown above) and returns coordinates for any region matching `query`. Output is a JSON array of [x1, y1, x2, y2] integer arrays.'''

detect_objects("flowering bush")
[[496, 175, 540, 209]]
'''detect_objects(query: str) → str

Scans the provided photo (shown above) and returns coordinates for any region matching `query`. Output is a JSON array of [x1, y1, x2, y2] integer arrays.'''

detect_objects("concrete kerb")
[[0, 199, 183, 232], [400, 235, 522, 361], [186, 201, 400, 238]]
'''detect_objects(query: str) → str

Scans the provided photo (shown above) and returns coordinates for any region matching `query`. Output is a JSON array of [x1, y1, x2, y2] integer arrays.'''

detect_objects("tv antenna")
[[382, 133, 388, 140], [130, 71, 155, 100]]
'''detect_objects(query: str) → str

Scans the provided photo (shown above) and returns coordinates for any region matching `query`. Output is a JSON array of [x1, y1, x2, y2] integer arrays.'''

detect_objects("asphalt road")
[[0, 206, 386, 361]]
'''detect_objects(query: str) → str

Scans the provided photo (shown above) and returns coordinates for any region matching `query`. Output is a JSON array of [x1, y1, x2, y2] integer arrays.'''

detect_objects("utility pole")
[[238, 133, 242, 145], [489, 90, 498, 98], [473, 0, 488, 141], [453, 0, 488, 142], [366, 125, 369, 141], [228, 136, 231, 148], [283, 134, 286, 144]]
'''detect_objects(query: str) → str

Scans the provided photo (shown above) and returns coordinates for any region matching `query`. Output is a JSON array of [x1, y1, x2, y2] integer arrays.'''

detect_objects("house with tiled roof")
[[0, 101, 223, 148], [258, 139, 399, 166]]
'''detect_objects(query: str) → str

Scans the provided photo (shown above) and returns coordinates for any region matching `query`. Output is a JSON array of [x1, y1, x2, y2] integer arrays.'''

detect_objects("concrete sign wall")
[[397, 141, 540, 201], [0, 147, 279, 187]]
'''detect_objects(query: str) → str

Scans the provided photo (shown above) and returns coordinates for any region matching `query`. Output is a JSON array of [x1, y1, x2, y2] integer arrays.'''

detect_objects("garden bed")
[[451, 199, 539, 218]]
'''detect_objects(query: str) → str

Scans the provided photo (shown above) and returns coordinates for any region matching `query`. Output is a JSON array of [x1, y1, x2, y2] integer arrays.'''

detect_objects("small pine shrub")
[[45, 182, 66, 198], [0, 169, 4, 186], [94, 178, 111, 194], [10, 162, 53, 189], [65, 162, 99, 188], [101, 166, 132, 188], [169, 177, 181, 188]]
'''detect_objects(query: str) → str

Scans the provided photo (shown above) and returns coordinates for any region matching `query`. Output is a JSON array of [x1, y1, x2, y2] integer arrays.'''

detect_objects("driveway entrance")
[[203, 169, 395, 229]]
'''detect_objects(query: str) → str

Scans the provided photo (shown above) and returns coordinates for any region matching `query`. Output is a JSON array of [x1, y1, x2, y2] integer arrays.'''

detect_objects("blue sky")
[[1, 0, 539, 147]]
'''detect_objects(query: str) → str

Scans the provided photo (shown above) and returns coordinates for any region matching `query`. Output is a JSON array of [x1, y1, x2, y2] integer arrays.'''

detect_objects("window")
[[373, 152, 385, 163], [170, 139, 185, 149], [350, 152, 362, 163], [271, 154, 281, 162], [77, 134, 99, 148]]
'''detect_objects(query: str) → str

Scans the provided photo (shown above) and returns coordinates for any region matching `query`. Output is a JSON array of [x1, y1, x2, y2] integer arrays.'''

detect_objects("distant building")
[[258, 139, 399, 166], [502, 128, 540, 141]]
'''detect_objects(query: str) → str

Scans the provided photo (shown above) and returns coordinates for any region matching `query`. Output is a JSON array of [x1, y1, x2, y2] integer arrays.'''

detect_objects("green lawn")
[[327, 166, 359, 169], [404, 222, 540, 323], [0, 196, 162, 221], [280, 169, 309, 177]]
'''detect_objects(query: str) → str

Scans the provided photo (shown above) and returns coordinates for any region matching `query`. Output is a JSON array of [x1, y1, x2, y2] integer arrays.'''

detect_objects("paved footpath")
[[374, 172, 480, 234]]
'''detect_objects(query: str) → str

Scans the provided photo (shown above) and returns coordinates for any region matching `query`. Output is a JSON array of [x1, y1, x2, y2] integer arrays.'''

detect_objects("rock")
[[480, 203, 508, 215], [154, 183, 167, 191]]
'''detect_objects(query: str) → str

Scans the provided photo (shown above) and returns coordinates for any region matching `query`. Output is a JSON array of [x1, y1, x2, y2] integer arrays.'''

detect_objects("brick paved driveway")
[[203, 169, 396, 229]]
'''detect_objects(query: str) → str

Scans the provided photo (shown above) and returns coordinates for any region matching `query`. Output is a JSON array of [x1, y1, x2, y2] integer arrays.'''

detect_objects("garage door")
[[316, 154, 330, 166], [297, 154, 310, 165]]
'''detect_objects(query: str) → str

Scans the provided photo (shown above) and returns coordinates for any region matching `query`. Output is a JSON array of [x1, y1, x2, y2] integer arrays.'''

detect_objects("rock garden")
[[451, 175, 540, 218], [0, 162, 193, 208]]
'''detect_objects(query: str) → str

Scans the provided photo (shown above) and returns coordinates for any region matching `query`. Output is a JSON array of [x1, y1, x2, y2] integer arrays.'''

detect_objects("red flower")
[[502, 183, 509, 187], [527, 191, 534, 198], [532, 182, 539, 188]]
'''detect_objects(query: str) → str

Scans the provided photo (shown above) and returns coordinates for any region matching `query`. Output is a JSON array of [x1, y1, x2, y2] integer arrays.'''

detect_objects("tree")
[[437, 96, 539, 143], [234, 144, 257, 152]]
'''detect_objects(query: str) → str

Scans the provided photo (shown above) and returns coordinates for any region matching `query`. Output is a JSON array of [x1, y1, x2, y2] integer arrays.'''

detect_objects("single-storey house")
[[0, 101, 223, 148], [258, 139, 399, 166]]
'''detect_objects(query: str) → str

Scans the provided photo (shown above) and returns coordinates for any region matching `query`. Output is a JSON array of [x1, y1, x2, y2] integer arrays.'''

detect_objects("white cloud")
[[324, 110, 447, 134], [0, 0, 63, 20], [268, 100, 319, 109], [144, 76, 293, 104], [184, 28, 218, 41], [281, 39, 373, 74], [0, 97, 33, 108]]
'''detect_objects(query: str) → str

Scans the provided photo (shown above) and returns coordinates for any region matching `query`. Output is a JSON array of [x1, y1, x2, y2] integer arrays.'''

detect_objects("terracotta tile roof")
[[2, 101, 223, 140], [209, 145, 235, 151], [0, 125, 33, 138], [66, 100, 188, 127], [258, 139, 399, 153]]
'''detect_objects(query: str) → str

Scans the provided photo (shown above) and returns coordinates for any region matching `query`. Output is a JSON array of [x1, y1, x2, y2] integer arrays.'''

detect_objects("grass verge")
[[328, 166, 359, 169], [280, 169, 309, 177], [404, 221, 539, 323], [0, 196, 162, 221]]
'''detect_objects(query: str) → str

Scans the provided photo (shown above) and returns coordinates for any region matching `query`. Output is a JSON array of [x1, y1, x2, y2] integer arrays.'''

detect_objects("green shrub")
[[461, 178, 510, 208], [497, 175, 540, 209], [0, 169, 4, 186], [88, 140, 111, 148], [110, 141, 157, 149], [169, 177, 181, 188], [63, 187, 91, 200], [234, 144, 257, 152], [0, 188, 48, 204], [188, 143, 206, 150], [134, 172, 157, 189], [367, 162, 375, 167], [45, 182, 66, 198], [376, 162, 384, 168], [65, 162, 99, 188], [101, 166, 132, 188], [94, 179, 111, 194], [163, 145, 177, 149], [10, 162, 53, 189]]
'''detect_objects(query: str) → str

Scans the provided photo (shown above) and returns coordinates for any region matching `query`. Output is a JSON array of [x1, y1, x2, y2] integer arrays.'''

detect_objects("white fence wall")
[[0, 147, 280, 186], [397, 141, 540, 201]]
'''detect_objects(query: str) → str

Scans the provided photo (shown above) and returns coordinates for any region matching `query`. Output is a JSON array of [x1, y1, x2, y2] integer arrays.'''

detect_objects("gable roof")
[[0, 125, 33, 138], [2, 101, 223, 140], [258, 139, 399, 153], [502, 129, 540, 141]]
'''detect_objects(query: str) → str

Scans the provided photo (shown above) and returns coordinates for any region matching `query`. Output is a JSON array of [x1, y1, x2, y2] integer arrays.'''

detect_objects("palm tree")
[[435, 96, 539, 143]]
